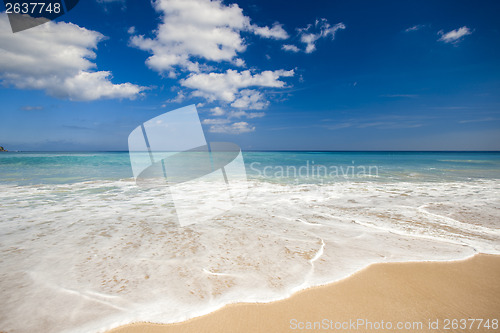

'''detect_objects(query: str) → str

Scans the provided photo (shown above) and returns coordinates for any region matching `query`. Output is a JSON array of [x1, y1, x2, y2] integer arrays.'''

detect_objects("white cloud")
[[210, 106, 225, 116], [21, 105, 43, 111], [180, 69, 294, 104], [282, 44, 300, 53], [203, 107, 263, 134], [438, 26, 472, 44], [127, 26, 136, 34], [96, 0, 126, 6], [130, 0, 290, 74], [229, 110, 265, 118], [0, 14, 144, 101], [250, 23, 288, 39], [230, 89, 268, 109], [49, 71, 144, 101], [405, 24, 425, 32], [202, 118, 229, 125], [459, 117, 496, 124], [206, 120, 255, 134], [167, 91, 186, 103], [234, 58, 246, 67], [128, 0, 295, 134], [206, 107, 264, 120], [282, 18, 345, 54], [382, 94, 418, 98], [299, 19, 345, 53]]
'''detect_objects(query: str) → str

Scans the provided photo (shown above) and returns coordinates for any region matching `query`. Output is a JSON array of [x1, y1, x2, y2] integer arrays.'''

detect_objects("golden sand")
[[108, 254, 500, 333]]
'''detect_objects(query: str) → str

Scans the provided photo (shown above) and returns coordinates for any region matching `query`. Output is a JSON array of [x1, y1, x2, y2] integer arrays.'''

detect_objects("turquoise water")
[[1, 151, 499, 184], [1, 151, 499, 332]]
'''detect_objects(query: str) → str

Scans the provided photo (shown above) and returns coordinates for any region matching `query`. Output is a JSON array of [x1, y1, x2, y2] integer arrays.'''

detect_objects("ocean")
[[1, 151, 499, 332]]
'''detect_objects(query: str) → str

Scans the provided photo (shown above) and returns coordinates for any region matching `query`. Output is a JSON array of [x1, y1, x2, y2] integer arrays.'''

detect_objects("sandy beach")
[[108, 253, 500, 333]]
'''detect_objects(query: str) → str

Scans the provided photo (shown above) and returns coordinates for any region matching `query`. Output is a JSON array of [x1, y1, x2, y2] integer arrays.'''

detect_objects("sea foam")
[[0, 178, 499, 332]]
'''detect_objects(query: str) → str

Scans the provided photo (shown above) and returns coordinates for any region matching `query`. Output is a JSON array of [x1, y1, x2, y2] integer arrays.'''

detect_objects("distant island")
[[0, 146, 7, 152]]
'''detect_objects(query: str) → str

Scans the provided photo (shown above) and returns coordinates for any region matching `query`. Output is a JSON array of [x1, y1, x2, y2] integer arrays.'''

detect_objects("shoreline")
[[106, 253, 500, 333]]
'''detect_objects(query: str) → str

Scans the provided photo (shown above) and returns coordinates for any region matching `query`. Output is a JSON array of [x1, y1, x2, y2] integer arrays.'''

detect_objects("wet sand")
[[108, 253, 500, 333]]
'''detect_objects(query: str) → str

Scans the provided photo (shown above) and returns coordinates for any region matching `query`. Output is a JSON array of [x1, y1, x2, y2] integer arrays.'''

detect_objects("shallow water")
[[0, 152, 499, 332]]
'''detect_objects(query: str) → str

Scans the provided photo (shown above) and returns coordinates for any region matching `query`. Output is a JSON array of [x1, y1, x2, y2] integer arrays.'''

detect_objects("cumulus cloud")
[[438, 26, 472, 44], [130, 0, 290, 74], [234, 58, 246, 67], [210, 106, 225, 116], [282, 44, 300, 53], [180, 69, 294, 105], [0, 14, 144, 101], [129, 0, 296, 133], [230, 89, 269, 109], [250, 23, 288, 39]]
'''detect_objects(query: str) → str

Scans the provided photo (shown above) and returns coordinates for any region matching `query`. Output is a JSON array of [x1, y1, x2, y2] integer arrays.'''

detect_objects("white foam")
[[0, 179, 498, 332]]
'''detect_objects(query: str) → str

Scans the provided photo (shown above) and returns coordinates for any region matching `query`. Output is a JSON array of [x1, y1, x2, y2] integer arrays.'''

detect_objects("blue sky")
[[0, 0, 499, 151]]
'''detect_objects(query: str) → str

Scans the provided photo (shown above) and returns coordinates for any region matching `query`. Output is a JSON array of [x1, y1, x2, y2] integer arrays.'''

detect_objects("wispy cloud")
[[323, 115, 426, 130], [20, 106, 43, 111], [381, 94, 418, 98], [282, 18, 345, 53], [430, 106, 475, 110], [62, 125, 94, 130], [228, 110, 265, 119], [300, 19, 345, 53], [438, 26, 472, 44], [404, 24, 426, 32], [203, 119, 255, 134], [202, 106, 264, 134], [165, 91, 186, 104], [97, 0, 125, 3], [459, 117, 497, 124], [96, 0, 127, 11]]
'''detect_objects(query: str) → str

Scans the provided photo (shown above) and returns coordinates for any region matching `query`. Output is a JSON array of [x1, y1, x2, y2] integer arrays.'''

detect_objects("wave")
[[0, 179, 499, 332]]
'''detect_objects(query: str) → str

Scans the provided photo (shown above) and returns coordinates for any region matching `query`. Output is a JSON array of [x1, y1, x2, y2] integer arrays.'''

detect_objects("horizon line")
[[2, 150, 500, 153]]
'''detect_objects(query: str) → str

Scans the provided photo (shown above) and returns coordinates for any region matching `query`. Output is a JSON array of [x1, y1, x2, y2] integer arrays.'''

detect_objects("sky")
[[0, 0, 499, 151]]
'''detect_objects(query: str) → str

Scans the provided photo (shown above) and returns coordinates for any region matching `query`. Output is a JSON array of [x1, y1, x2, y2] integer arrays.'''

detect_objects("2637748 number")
[[5, 2, 61, 14], [443, 318, 498, 330]]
